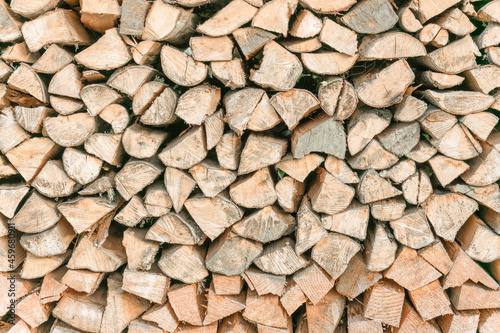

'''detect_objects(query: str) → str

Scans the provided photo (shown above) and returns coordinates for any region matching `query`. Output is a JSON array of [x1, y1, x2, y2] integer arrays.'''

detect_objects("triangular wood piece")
[[312, 233, 360, 280], [243, 267, 286, 296], [115, 158, 164, 201], [44, 112, 98, 147], [146, 212, 203, 245], [48, 64, 83, 100], [357, 169, 402, 204], [32, 44, 73, 74]]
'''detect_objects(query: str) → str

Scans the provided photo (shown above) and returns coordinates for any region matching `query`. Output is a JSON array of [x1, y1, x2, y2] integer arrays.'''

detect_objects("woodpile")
[[2, 0, 500, 332]]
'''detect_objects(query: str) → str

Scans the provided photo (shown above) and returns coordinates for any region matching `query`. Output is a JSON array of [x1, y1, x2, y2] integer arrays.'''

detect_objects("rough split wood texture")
[[1, 0, 500, 332]]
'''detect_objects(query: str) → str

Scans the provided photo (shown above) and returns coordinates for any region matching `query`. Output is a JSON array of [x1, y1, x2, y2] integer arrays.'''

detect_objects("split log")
[[107, 65, 156, 97], [8, 63, 48, 103], [347, 301, 383, 333], [449, 183, 500, 215], [114, 195, 149, 227], [142, 302, 179, 332], [99, 104, 129, 134], [419, 71, 465, 90], [308, 167, 354, 214], [398, 5, 423, 32], [80, 84, 122, 117], [406, 140, 437, 163], [62, 148, 102, 186], [364, 223, 398, 272], [32, 45, 72, 75], [465, 65, 500, 94], [21, 9, 92, 52], [211, 59, 247, 90], [460, 112, 498, 141], [123, 265, 170, 303], [363, 279, 405, 327], [32, 160, 81, 198], [460, 142, 500, 186], [223, 88, 265, 135], [85, 133, 125, 166], [232, 27, 276, 60], [408, 280, 453, 321], [146, 212, 203, 245], [347, 106, 391, 156], [44, 113, 98, 147], [244, 267, 286, 296], [299, 0, 355, 14], [359, 32, 426, 60], [354, 59, 415, 108], [253, 236, 307, 275], [20, 251, 71, 280], [394, 96, 427, 123], [336, 253, 382, 300], [301, 51, 358, 75], [340, 0, 398, 34], [204, 285, 246, 324], [275, 153, 324, 182], [436, 308, 480, 333], [0, 156, 17, 180], [60, 269, 105, 295], [475, 22, 500, 49], [306, 289, 345, 333], [175, 83, 220, 125], [250, 41, 302, 91], [164, 167, 196, 213], [402, 170, 433, 205], [481, 207, 500, 235], [357, 169, 402, 204], [293, 263, 333, 305], [418, 240, 453, 275], [159, 126, 207, 169], [409, 0, 460, 23], [1, 42, 40, 65], [122, 228, 160, 270], [204, 110, 224, 149], [320, 18, 357, 56], [115, 158, 163, 201], [312, 232, 360, 280], [20, 219, 75, 257], [279, 279, 307, 315], [160, 45, 207, 87], [144, 182, 172, 217], [431, 28, 449, 48], [369, 197, 406, 222], [39, 267, 67, 304], [243, 290, 291, 330], [140, 86, 178, 126], [238, 133, 287, 175], [0, 232, 26, 271], [477, 0, 500, 23], [15, 106, 54, 134], [456, 215, 500, 262], [322, 200, 369, 240], [418, 106, 457, 140], [48, 64, 83, 100], [423, 90, 494, 115], [79, 171, 116, 196], [379, 159, 416, 184], [275, 176, 305, 213], [167, 283, 206, 325], [282, 36, 322, 53], [431, 123, 481, 160], [229, 167, 277, 208], [270, 89, 319, 130], [120, 0, 150, 36], [251, 0, 297, 37], [317, 77, 357, 120], [0, 107, 30, 153], [232, 205, 294, 243], [122, 124, 168, 159], [479, 309, 500, 333], [390, 208, 434, 250], [324, 155, 358, 183], [0, 0, 22, 42], [295, 196, 327, 255], [449, 281, 500, 310], [197, 0, 258, 37], [213, 274, 244, 295], [132, 41, 161, 66], [290, 9, 322, 38]]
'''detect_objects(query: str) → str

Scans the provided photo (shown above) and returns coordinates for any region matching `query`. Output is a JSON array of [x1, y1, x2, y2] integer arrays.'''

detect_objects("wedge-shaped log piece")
[[418, 240, 453, 275], [322, 200, 369, 240], [450, 183, 500, 214], [0, 0, 22, 42], [197, 0, 258, 37], [146, 212, 203, 245], [423, 192, 478, 241], [306, 289, 345, 332], [290, 9, 322, 38], [52, 289, 106, 333], [142, 0, 197, 44], [123, 228, 160, 270], [295, 196, 327, 255], [449, 281, 500, 311], [357, 169, 402, 204], [164, 167, 196, 213], [250, 41, 302, 91], [189, 160, 236, 198], [376, 122, 420, 158], [244, 267, 286, 296], [99, 104, 130, 135], [206, 230, 263, 276], [140, 86, 178, 126], [319, 18, 357, 55], [142, 302, 179, 332], [279, 279, 307, 315], [348, 140, 399, 171], [75, 28, 131, 70], [0, 231, 26, 272], [418, 35, 479, 74], [211, 59, 246, 90], [158, 245, 208, 284], [477, 0, 500, 23], [175, 84, 220, 125], [308, 167, 355, 215], [8, 63, 48, 103], [275, 176, 305, 213], [293, 263, 333, 305], [132, 40, 161, 66], [390, 208, 434, 250], [270, 89, 319, 130], [0, 107, 29, 154], [460, 112, 498, 141], [80, 0, 120, 33], [1, 41, 39, 64], [160, 45, 207, 87], [0, 183, 28, 219], [442, 241, 499, 290], [409, 0, 459, 23], [49, 64, 83, 100], [336, 253, 382, 300], [354, 59, 414, 108], [79, 171, 116, 196], [167, 284, 208, 326], [385, 246, 442, 291], [312, 233, 360, 280], [58, 196, 120, 234], [239, 133, 288, 175], [123, 265, 170, 304], [32, 160, 81, 198], [408, 280, 453, 321], [251, 0, 297, 36], [419, 106, 457, 140], [232, 28, 275, 61], [190, 36, 233, 62], [347, 106, 391, 156], [370, 197, 406, 222], [62, 148, 102, 186], [107, 65, 156, 97], [432, 124, 481, 160], [479, 308, 500, 333], [423, 90, 494, 115], [465, 65, 500, 95], [476, 22, 500, 49], [6, 137, 61, 182], [348, 301, 383, 333], [20, 218, 74, 257], [254, 237, 307, 275], [213, 274, 244, 296], [456, 215, 500, 263], [100, 274, 150, 333], [321, 156, 356, 184], [282, 36, 322, 53], [60, 269, 105, 296], [14, 106, 54, 135], [243, 289, 289, 329], [359, 32, 426, 60], [397, 300, 442, 333], [159, 126, 207, 169], [129, 319, 165, 333], [402, 170, 433, 205], [364, 223, 397, 272], [461, 142, 500, 187], [216, 132, 242, 169], [419, 70, 465, 90], [115, 158, 163, 201], [292, 113, 346, 159], [44, 113, 98, 147], [406, 140, 437, 163], [204, 285, 246, 325], [233, 206, 294, 243], [114, 195, 148, 227], [20, 250, 70, 279], [122, 124, 167, 159], [364, 279, 405, 327], [67, 227, 126, 272], [11, 191, 59, 233], [80, 84, 122, 116], [205, 110, 224, 149], [185, 192, 244, 240], [85, 133, 125, 166], [301, 51, 357, 76], [21, 9, 92, 52], [317, 77, 357, 120], [341, 0, 397, 34], [299, 0, 355, 14], [39, 266, 67, 304], [230, 167, 277, 208], [275, 153, 323, 182], [225, 88, 265, 136]]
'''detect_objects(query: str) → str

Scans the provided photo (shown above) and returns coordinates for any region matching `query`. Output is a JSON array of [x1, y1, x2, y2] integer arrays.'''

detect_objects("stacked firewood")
[[2, 0, 500, 332]]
